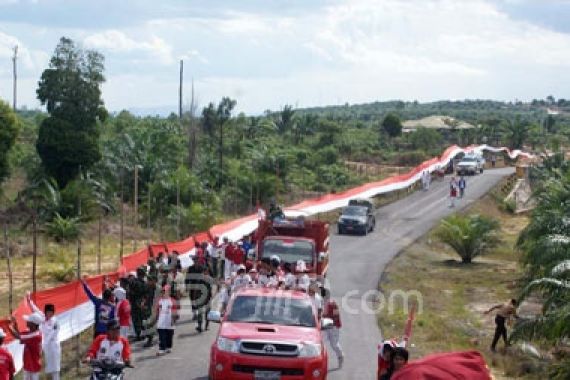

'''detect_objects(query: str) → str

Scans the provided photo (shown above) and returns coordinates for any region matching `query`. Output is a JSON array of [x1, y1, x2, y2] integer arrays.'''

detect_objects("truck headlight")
[[217, 337, 239, 353], [299, 343, 322, 358]]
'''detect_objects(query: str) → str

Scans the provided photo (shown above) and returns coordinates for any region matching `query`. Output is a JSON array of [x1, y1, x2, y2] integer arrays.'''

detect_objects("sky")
[[1, 0, 570, 115]]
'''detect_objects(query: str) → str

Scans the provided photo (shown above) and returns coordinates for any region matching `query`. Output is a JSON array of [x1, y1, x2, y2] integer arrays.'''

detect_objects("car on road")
[[208, 287, 332, 380], [337, 203, 375, 235], [456, 155, 484, 176]]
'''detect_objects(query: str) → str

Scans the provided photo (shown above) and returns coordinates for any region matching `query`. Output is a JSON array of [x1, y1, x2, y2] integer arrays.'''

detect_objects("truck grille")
[[232, 364, 304, 376], [239, 341, 299, 357]]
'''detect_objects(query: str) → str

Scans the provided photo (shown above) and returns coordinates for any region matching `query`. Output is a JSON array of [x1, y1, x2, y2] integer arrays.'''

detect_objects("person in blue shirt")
[[81, 278, 116, 338], [458, 176, 467, 198]]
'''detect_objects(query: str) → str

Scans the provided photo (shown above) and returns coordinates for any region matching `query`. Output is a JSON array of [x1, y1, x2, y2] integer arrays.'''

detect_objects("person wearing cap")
[[84, 321, 131, 367], [0, 327, 15, 380], [295, 260, 310, 292], [146, 285, 179, 355], [282, 263, 296, 290], [26, 293, 60, 380], [9, 312, 43, 380], [80, 278, 116, 338], [321, 287, 344, 369], [113, 287, 131, 339], [231, 265, 251, 292]]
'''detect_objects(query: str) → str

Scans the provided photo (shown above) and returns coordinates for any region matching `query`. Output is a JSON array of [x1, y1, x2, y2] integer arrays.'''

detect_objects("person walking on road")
[[26, 293, 60, 380], [449, 177, 458, 208], [149, 285, 179, 356], [458, 176, 466, 198], [485, 299, 518, 352], [128, 267, 147, 341], [0, 327, 16, 380], [142, 276, 160, 348], [195, 266, 214, 333], [114, 287, 131, 339], [321, 287, 344, 369]]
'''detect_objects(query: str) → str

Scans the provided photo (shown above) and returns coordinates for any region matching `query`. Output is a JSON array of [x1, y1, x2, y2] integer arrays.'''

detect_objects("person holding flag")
[[26, 292, 61, 380]]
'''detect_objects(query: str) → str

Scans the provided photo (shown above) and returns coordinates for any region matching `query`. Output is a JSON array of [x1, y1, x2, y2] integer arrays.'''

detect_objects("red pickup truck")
[[208, 287, 332, 380], [255, 218, 330, 280]]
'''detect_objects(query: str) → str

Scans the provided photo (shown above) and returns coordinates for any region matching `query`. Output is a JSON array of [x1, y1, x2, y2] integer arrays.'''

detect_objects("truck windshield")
[[342, 206, 367, 216], [263, 239, 314, 265], [227, 295, 316, 327], [461, 157, 476, 162]]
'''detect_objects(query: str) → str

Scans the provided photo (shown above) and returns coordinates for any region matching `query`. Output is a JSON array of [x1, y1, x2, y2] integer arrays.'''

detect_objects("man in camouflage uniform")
[[129, 267, 147, 341], [142, 275, 160, 348]]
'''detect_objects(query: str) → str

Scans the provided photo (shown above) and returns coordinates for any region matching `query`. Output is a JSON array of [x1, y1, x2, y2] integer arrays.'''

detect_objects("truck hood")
[[219, 322, 321, 344]]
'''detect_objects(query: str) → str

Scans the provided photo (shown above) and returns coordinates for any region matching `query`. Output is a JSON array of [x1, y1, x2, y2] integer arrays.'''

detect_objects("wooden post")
[[32, 216, 37, 294], [147, 185, 151, 245], [179, 60, 183, 121], [133, 165, 139, 252], [97, 216, 102, 274], [4, 223, 13, 314], [176, 180, 181, 239], [12, 45, 17, 111], [119, 169, 124, 261]]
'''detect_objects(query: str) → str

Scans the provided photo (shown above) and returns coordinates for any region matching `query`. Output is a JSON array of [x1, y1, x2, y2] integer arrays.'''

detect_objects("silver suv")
[[456, 155, 484, 175]]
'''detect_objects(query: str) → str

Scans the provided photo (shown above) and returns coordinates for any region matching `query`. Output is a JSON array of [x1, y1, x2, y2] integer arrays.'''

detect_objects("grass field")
[[377, 184, 546, 379]]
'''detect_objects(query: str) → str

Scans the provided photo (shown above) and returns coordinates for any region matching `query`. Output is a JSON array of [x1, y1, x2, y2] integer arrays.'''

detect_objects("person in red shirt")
[[113, 287, 131, 339], [321, 287, 344, 368], [234, 243, 245, 267], [84, 321, 131, 367], [377, 340, 397, 379], [9, 312, 43, 380], [0, 327, 15, 380]]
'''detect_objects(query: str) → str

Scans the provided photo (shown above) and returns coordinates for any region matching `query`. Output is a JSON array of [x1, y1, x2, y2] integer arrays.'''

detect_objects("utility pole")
[[188, 78, 196, 168], [176, 180, 181, 240], [119, 169, 124, 261], [179, 60, 183, 121], [12, 45, 17, 111]]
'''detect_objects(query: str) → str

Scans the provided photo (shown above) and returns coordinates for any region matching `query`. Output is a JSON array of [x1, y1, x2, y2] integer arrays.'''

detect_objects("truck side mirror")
[[318, 252, 327, 262]]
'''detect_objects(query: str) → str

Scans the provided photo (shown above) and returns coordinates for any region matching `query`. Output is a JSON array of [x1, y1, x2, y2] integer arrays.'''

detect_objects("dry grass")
[[377, 187, 544, 379]]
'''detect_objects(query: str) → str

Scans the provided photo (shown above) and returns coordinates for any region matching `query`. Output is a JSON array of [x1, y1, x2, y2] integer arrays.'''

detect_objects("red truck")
[[255, 218, 330, 280], [208, 287, 332, 380]]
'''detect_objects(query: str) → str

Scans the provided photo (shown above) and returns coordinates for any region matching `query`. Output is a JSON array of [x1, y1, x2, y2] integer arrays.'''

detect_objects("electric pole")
[[179, 59, 183, 121], [12, 45, 18, 111]]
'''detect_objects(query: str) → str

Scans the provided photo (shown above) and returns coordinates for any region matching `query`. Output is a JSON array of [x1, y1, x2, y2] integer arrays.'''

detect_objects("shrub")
[[45, 213, 80, 243], [434, 214, 500, 263]]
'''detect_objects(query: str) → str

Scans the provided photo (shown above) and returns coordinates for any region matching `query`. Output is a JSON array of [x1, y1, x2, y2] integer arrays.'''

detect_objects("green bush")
[[434, 214, 501, 263], [45, 213, 80, 243]]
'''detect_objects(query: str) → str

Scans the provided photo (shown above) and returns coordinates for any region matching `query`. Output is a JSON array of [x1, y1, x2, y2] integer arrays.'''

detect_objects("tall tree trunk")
[[32, 216, 37, 294], [188, 78, 197, 168], [147, 185, 151, 245], [4, 223, 13, 314], [133, 165, 138, 252]]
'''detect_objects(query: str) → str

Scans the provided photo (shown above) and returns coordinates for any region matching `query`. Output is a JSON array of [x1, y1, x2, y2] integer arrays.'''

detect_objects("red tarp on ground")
[[391, 351, 492, 380]]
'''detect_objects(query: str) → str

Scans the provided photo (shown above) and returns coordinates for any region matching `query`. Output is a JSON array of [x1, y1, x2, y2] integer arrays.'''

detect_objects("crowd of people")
[[0, 232, 348, 378]]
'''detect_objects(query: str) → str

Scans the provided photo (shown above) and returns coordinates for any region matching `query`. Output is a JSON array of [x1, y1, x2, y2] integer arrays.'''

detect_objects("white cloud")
[[180, 49, 208, 64], [83, 30, 174, 65]]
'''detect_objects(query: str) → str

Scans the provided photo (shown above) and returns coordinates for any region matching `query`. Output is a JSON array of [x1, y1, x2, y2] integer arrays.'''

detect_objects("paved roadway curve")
[[124, 168, 513, 380]]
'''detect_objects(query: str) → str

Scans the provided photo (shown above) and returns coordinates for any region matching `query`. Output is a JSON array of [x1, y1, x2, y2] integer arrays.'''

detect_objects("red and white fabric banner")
[[0, 144, 531, 372]]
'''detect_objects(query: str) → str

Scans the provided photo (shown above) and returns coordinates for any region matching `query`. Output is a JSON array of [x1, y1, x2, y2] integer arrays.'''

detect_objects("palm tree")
[[503, 118, 531, 150], [434, 214, 500, 263], [512, 158, 570, 379]]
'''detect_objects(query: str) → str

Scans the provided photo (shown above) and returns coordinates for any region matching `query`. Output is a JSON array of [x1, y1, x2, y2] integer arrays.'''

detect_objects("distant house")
[[402, 115, 476, 133]]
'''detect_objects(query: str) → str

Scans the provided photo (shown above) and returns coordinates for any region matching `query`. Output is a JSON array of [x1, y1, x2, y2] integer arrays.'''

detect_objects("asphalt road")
[[124, 168, 514, 380]]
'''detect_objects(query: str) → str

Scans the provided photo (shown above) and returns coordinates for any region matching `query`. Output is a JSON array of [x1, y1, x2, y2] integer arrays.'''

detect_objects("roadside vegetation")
[[378, 180, 535, 379], [1, 35, 570, 320]]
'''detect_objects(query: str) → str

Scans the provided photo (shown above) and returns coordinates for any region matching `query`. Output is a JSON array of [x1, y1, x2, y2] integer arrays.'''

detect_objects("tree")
[[36, 37, 106, 188], [0, 99, 19, 184], [434, 214, 500, 264], [381, 113, 402, 138], [409, 128, 443, 152], [544, 114, 556, 133], [503, 118, 530, 150], [277, 105, 296, 135]]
